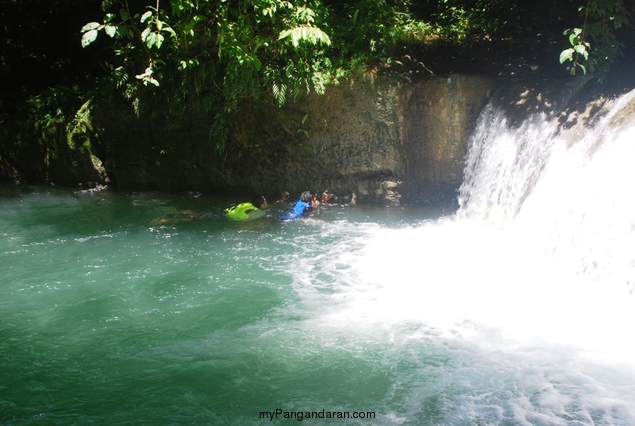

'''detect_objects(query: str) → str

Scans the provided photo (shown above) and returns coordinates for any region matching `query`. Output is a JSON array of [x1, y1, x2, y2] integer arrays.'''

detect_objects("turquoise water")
[[2, 184, 635, 425], [0, 186, 443, 425]]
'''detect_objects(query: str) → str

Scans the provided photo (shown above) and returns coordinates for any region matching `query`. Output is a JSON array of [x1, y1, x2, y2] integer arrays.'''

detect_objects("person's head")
[[300, 191, 313, 203], [251, 195, 268, 209]]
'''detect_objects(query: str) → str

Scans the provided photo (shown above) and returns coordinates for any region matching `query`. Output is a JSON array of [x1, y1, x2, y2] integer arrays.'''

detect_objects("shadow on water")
[[0, 185, 234, 237]]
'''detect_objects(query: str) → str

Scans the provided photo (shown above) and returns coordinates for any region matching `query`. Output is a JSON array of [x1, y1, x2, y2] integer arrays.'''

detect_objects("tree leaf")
[[574, 44, 588, 59], [140, 11, 153, 23], [81, 30, 99, 47], [81, 22, 100, 33], [146, 32, 158, 49], [559, 48, 574, 64], [278, 29, 291, 41], [279, 27, 331, 47], [155, 33, 165, 49], [568, 32, 579, 46], [141, 27, 151, 42], [251, 55, 261, 71], [272, 83, 286, 106], [104, 25, 117, 38], [120, 8, 129, 22]]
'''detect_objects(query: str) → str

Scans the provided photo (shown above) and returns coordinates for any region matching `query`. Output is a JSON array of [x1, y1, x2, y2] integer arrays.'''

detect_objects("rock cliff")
[[2, 74, 499, 206]]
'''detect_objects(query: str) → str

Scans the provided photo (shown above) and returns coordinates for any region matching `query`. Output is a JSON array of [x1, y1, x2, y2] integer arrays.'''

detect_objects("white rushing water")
[[284, 89, 635, 424]]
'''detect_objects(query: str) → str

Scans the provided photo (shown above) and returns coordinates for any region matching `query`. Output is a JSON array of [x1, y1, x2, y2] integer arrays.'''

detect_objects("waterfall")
[[458, 88, 635, 293], [457, 104, 558, 222], [349, 86, 635, 373]]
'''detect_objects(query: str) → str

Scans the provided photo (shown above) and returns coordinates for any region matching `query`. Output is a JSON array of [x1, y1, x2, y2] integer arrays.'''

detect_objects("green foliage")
[[81, 2, 326, 104], [28, 86, 85, 139], [81, 1, 179, 90], [560, 28, 591, 75], [71, 0, 633, 152], [325, 0, 436, 69], [279, 26, 331, 47], [209, 112, 229, 153], [80, 0, 337, 150], [429, 0, 525, 43], [297, 113, 310, 138], [560, 0, 630, 80], [23, 86, 98, 182]]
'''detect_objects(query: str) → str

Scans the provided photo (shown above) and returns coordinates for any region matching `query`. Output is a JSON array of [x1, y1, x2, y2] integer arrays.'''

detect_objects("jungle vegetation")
[[1, 0, 634, 163]]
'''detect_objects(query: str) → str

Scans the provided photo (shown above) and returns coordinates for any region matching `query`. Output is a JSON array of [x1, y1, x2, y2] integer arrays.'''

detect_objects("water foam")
[[282, 90, 635, 425]]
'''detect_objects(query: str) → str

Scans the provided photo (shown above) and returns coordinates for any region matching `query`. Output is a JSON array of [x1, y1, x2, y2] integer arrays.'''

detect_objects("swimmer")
[[224, 191, 289, 221]]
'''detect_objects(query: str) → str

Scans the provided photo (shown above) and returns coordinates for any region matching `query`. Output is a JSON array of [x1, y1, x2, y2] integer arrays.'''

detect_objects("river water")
[[2, 91, 635, 425]]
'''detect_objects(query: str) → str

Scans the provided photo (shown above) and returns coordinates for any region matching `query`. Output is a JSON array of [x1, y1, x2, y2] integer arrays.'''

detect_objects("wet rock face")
[[398, 75, 496, 206], [15, 74, 496, 206], [224, 74, 497, 206], [260, 77, 403, 205]]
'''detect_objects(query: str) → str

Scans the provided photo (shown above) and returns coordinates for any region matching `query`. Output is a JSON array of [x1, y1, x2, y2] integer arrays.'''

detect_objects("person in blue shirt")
[[291, 191, 314, 217], [283, 190, 333, 219]]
